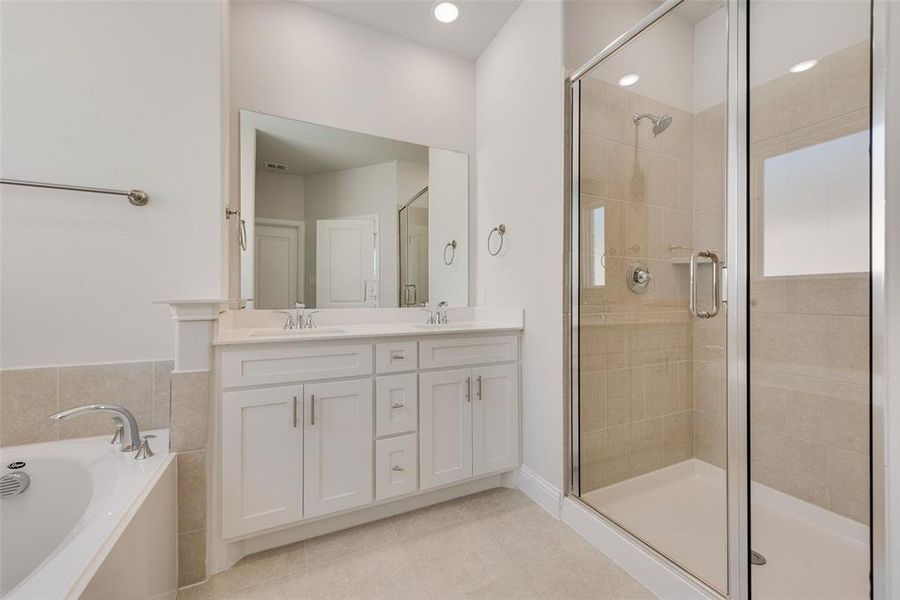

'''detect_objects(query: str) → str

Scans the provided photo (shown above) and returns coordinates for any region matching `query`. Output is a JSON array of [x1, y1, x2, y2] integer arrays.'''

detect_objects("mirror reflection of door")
[[399, 188, 429, 306], [316, 218, 377, 308], [254, 218, 305, 310]]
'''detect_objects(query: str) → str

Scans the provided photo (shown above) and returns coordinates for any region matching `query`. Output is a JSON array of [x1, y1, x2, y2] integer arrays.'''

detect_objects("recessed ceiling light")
[[789, 59, 818, 73], [618, 73, 640, 87], [432, 1, 460, 23]]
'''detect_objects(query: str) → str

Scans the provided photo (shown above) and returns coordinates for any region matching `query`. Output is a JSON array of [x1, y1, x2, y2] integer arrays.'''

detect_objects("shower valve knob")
[[628, 263, 652, 294]]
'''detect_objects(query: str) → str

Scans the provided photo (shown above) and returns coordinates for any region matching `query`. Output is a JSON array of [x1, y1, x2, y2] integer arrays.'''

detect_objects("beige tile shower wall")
[[747, 42, 870, 524], [0, 360, 174, 447], [578, 78, 696, 492]]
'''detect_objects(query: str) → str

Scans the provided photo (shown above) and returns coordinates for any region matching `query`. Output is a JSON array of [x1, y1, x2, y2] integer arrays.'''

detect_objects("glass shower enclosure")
[[567, 0, 875, 597], [399, 187, 429, 306]]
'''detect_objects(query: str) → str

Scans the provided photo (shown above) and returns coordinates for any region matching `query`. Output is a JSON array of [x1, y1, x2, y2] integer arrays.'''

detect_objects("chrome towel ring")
[[487, 224, 506, 256], [443, 240, 458, 265]]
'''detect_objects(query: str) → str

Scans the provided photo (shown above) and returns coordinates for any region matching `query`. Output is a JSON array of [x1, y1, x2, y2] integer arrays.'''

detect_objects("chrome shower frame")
[[567, 0, 748, 596], [565, 0, 890, 597]]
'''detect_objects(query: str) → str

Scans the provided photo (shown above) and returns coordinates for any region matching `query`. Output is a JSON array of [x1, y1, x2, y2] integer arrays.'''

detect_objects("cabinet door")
[[222, 385, 302, 539], [473, 364, 519, 476], [419, 369, 473, 490], [303, 379, 373, 518]]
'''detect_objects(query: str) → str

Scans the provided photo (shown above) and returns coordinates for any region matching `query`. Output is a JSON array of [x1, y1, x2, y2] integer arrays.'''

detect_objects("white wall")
[[0, 0, 225, 369], [303, 162, 398, 308], [428, 149, 469, 307], [256, 171, 305, 221], [476, 0, 566, 490], [396, 160, 428, 207], [229, 0, 476, 300]]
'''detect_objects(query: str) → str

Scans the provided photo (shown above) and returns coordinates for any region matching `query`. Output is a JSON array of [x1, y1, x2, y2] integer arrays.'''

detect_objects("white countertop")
[[213, 307, 524, 346], [214, 321, 523, 345]]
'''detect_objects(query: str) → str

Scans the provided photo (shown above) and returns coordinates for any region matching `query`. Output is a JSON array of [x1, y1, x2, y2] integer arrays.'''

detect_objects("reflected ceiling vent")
[[264, 161, 287, 171]]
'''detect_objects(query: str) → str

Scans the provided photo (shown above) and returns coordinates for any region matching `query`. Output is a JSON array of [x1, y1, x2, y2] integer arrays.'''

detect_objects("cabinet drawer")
[[375, 373, 418, 437], [375, 434, 418, 500], [222, 343, 373, 388], [376, 341, 418, 373], [419, 335, 518, 369]]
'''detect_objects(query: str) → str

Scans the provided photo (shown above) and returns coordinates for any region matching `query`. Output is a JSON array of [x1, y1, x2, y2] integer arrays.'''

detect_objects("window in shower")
[[589, 207, 606, 286], [762, 130, 870, 277]]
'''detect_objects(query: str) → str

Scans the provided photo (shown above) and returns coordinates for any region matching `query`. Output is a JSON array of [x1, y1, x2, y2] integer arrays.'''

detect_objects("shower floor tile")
[[581, 459, 868, 600]]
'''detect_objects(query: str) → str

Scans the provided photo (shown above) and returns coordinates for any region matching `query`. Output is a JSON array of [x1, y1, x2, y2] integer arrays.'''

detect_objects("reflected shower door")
[[748, 0, 872, 597], [572, 0, 730, 593], [399, 189, 429, 306]]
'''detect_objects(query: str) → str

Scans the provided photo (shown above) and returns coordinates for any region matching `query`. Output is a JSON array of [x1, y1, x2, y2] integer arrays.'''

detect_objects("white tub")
[[1, 431, 175, 599]]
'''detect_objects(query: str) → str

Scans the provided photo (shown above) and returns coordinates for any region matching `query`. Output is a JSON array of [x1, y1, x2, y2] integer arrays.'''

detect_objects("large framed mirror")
[[239, 110, 469, 310]]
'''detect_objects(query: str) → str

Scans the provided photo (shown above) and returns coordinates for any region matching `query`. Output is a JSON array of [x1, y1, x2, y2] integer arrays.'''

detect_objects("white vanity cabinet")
[[419, 363, 519, 490], [218, 331, 520, 542], [303, 379, 373, 518], [221, 385, 303, 539]]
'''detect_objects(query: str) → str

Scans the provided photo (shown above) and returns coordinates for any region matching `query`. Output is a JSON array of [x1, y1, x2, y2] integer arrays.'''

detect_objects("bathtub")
[[1, 431, 176, 599]]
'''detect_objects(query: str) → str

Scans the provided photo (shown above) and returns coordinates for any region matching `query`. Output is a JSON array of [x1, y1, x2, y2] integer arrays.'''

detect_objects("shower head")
[[633, 112, 673, 136]]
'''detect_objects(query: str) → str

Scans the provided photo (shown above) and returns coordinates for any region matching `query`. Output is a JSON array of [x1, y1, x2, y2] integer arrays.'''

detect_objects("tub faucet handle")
[[134, 434, 156, 460], [110, 418, 125, 447]]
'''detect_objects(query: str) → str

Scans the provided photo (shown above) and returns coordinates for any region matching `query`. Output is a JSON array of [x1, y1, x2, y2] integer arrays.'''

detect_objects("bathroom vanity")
[[213, 309, 522, 547]]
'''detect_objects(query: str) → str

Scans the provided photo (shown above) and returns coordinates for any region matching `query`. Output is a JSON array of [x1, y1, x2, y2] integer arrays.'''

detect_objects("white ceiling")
[[249, 111, 428, 176], [298, 0, 522, 60]]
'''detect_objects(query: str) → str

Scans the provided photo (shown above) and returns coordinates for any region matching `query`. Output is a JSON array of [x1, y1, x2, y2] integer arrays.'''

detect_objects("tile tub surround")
[[171, 370, 212, 587], [175, 488, 655, 600], [0, 360, 213, 587], [0, 360, 174, 447]]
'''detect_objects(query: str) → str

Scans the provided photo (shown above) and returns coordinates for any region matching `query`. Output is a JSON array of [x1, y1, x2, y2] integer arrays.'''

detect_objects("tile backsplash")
[[0, 360, 174, 447]]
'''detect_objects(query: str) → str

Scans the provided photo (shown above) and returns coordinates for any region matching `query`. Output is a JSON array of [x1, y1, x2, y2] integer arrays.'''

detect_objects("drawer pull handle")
[[391, 402, 405, 409], [392, 465, 404, 472], [391, 352, 404, 360]]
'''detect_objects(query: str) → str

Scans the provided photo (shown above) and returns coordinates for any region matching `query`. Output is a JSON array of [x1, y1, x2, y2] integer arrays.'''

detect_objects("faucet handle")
[[304, 310, 323, 329], [134, 434, 156, 460], [277, 310, 296, 330], [110, 420, 125, 447]]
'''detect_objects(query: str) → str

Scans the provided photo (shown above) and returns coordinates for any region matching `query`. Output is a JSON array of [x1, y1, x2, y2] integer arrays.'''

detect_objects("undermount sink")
[[412, 322, 480, 330], [250, 327, 345, 337]]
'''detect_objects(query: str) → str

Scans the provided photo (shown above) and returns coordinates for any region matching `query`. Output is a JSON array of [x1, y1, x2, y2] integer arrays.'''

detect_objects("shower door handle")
[[689, 250, 721, 319]]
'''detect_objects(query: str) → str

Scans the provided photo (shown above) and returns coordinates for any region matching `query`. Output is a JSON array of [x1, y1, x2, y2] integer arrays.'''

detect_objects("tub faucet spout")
[[49, 404, 141, 452]]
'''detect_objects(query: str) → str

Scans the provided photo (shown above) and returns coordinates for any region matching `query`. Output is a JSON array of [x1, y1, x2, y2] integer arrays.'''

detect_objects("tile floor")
[[177, 488, 655, 600]]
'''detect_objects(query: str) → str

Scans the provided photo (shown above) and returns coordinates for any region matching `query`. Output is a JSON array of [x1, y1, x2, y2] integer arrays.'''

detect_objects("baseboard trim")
[[561, 497, 718, 600], [517, 464, 563, 518]]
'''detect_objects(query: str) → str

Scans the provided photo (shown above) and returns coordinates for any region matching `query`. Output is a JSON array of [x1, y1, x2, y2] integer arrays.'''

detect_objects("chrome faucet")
[[50, 404, 143, 454], [302, 309, 322, 329], [278, 303, 306, 330], [436, 301, 449, 324]]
